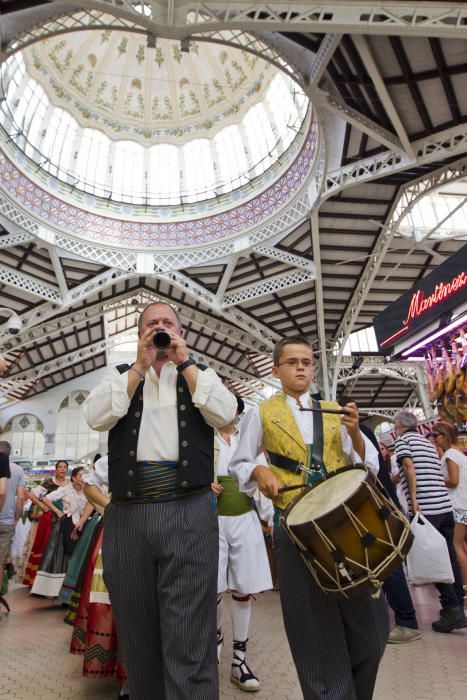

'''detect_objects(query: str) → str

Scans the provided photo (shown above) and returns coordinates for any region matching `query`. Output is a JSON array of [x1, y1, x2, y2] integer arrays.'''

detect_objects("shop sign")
[[374, 244, 467, 351]]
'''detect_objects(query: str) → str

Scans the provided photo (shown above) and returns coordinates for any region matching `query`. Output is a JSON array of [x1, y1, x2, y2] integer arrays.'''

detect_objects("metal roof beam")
[[216, 255, 239, 305], [310, 208, 330, 400], [251, 243, 314, 272], [0, 230, 37, 249], [306, 33, 342, 89], [0, 265, 61, 302], [352, 35, 415, 159], [322, 124, 467, 198], [0, 331, 278, 405], [0, 288, 274, 355], [329, 157, 467, 397], [222, 268, 316, 308], [51, 2, 467, 39], [0, 268, 130, 344], [158, 270, 280, 345], [317, 89, 404, 154]]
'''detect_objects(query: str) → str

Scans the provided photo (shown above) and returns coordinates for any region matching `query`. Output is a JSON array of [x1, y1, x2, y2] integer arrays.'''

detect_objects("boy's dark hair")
[[272, 336, 314, 366], [235, 395, 245, 415]]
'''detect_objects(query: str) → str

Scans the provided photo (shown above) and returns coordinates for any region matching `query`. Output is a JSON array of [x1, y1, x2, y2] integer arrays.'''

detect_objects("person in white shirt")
[[433, 422, 467, 597], [213, 396, 273, 692], [83, 301, 236, 700], [0, 442, 25, 604], [229, 335, 387, 700]]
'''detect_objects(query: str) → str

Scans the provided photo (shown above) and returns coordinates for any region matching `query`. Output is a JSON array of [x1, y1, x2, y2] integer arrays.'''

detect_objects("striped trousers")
[[275, 525, 389, 700], [102, 492, 219, 700]]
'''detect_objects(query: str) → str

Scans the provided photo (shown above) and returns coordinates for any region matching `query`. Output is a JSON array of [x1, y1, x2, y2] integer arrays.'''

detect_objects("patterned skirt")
[[59, 513, 101, 606], [30, 515, 70, 597], [70, 521, 126, 683], [22, 511, 53, 588]]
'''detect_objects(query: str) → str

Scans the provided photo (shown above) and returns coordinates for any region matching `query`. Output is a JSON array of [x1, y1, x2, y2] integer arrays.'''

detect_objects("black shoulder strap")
[[311, 398, 325, 472]]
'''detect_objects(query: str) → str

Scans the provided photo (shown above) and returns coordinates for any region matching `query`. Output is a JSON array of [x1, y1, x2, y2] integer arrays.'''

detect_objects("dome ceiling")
[[1, 21, 310, 208], [23, 29, 276, 143]]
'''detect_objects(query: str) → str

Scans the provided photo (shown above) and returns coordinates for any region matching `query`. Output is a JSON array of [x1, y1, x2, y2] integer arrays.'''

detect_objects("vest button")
[[181, 440, 189, 447], [139, 395, 143, 401], [180, 420, 186, 428], [134, 411, 141, 418], [126, 491, 133, 498], [129, 450, 135, 457], [178, 386, 184, 393], [180, 404, 186, 411], [131, 428, 137, 435], [128, 470, 134, 477], [181, 459, 189, 467], [181, 480, 188, 488]]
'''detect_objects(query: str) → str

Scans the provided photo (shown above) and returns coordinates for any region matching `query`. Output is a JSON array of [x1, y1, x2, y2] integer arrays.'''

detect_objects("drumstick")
[[278, 484, 308, 493], [299, 407, 370, 419]]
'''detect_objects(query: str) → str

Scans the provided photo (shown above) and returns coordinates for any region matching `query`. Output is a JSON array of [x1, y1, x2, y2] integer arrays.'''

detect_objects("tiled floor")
[[0, 582, 466, 699]]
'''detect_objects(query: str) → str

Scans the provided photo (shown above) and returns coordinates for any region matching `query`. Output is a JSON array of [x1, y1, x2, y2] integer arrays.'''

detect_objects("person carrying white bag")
[[394, 411, 467, 634], [407, 512, 454, 585]]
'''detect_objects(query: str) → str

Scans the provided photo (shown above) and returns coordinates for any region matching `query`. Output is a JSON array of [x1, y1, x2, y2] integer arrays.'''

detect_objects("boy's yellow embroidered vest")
[[259, 394, 350, 509]]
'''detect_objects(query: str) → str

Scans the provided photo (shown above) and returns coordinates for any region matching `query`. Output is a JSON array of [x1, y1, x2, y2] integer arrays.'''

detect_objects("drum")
[[281, 465, 413, 597]]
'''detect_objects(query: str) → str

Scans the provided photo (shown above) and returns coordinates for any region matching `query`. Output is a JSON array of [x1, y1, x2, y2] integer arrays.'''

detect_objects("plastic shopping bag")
[[406, 512, 454, 585]]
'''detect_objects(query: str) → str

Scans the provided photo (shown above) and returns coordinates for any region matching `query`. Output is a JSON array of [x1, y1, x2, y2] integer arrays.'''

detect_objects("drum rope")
[[281, 469, 413, 599]]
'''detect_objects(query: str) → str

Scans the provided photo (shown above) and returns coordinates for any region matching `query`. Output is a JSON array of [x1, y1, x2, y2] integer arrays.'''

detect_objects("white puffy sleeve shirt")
[[229, 394, 379, 497], [83, 363, 237, 462], [47, 484, 88, 525], [83, 456, 109, 495]]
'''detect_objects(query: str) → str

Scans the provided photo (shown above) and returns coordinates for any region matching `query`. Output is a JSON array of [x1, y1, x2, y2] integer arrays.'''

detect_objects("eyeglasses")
[[431, 432, 443, 438], [277, 358, 313, 368]]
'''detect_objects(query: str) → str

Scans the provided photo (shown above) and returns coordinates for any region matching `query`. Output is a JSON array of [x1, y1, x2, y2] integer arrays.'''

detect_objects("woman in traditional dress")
[[59, 455, 104, 613], [30, 466, 93, 597], [71, 455, 129, 700], [21, 460, 69, 587]]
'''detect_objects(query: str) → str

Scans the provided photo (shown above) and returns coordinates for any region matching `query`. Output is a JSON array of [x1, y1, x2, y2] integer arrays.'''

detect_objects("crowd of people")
[[0, 303, 466, 700]]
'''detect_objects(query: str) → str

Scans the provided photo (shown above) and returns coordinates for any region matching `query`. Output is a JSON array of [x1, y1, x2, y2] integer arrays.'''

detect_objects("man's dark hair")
[[272, 336, 314, 367], [138, 301, 183, 332]]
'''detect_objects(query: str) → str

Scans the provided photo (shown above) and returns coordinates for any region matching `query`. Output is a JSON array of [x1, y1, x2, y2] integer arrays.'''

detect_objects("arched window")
[[1, 414, 45, 459], [55, 390, 100, 460]]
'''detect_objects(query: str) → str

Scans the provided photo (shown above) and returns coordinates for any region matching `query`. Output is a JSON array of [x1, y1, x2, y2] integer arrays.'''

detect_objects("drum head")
[[286, 468, 366, 525]]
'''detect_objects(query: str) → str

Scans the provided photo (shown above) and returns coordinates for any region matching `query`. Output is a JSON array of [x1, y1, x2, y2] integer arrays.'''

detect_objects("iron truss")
[[0, 288, 278, 355], [332, 358, 421, 387], [0, 330, 278, 407], [330, 157, 467, 399], [50, 2, 467, 39]]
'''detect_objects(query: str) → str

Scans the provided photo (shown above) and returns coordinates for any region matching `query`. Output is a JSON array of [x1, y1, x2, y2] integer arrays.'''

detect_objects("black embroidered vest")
[[107, 364, 214, 500]]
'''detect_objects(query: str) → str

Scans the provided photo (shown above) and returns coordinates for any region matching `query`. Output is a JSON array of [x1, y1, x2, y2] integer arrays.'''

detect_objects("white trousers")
[[218, 511, 273, 594]]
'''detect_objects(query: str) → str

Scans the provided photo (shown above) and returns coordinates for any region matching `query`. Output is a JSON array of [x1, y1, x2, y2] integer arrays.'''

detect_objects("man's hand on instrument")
[[165, 333, 190, 366], [341, 402, 361, 439], [251, 465, 282, 499], [135, 326, 158, 373]]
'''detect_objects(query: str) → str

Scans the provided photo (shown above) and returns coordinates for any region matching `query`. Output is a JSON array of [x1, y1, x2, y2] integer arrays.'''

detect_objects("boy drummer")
[[229, 336, 388, 700]]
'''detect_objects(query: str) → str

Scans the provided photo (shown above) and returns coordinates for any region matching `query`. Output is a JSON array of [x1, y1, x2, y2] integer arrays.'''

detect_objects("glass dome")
[[0, 26, 309, 207]]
